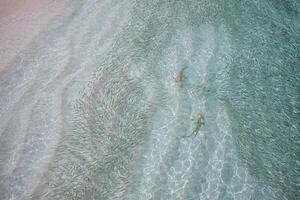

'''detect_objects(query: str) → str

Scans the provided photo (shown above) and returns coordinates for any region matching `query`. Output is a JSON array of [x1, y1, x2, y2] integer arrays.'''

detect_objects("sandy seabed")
[[0, 0, 68, 71], [0, 1, 299, 200]]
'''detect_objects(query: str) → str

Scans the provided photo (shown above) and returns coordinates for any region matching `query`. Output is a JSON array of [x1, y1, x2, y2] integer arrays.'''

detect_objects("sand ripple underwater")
[[0, 0, 299, 199]]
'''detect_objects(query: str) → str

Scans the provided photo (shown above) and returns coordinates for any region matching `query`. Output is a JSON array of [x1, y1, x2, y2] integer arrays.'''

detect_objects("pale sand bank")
[[0, 0, 69, 71], [0, 0, 56, 19]]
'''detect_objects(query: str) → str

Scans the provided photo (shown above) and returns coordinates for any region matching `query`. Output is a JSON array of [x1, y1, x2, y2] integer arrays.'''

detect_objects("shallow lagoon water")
[[0, 0, 299, 199]]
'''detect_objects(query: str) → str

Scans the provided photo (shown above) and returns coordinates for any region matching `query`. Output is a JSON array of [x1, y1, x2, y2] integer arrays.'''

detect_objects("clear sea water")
[[0, 0, 299, 199]]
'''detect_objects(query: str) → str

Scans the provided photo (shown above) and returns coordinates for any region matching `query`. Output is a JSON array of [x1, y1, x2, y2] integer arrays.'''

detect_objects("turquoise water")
[[0, 0, 299, 199]]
